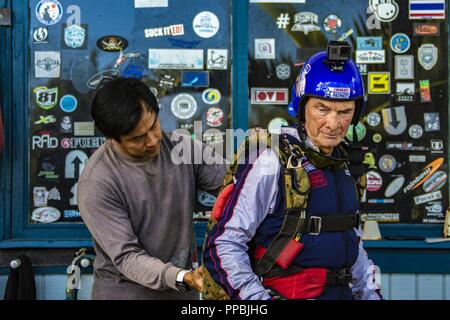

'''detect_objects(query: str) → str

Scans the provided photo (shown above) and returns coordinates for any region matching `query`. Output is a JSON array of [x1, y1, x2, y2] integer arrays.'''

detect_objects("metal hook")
[[10, 259, 21, 269]]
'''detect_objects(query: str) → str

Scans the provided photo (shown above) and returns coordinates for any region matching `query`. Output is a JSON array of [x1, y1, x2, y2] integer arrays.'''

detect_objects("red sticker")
[[309, 170, 328, 189]]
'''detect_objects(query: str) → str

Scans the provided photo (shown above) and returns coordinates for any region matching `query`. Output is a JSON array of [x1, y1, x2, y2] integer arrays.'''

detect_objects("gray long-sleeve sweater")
[[78, 132, 227, 299]]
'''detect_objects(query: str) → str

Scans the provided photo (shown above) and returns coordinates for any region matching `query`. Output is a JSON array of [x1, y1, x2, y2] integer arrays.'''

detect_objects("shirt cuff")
[[165, 266, 183, 290]]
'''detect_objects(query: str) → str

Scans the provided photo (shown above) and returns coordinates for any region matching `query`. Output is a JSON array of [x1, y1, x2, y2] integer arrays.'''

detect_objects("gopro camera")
[[326, 41, 351, 71]]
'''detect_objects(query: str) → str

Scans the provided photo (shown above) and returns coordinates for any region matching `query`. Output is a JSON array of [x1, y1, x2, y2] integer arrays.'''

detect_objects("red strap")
[[211, 184, 235, 221]]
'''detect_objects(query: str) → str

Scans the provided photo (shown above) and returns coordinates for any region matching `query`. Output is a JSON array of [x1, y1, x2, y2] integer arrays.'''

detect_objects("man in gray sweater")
[[78, 77, 227, 299]]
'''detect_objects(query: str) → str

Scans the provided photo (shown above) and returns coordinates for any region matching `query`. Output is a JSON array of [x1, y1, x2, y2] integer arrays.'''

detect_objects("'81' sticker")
[[34, 86, 59, 110]]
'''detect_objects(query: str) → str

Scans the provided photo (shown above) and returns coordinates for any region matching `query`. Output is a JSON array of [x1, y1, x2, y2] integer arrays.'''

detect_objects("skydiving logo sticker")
[[321, 85, 351, 99]]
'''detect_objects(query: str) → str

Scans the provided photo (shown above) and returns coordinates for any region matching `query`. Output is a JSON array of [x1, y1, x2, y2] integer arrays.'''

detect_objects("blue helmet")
[[288, 50, 365, 124]]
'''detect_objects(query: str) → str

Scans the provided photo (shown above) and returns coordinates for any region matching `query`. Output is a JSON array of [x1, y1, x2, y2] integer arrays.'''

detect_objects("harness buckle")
[[333, 268, 352, 286], [309, 216, 322, 235]]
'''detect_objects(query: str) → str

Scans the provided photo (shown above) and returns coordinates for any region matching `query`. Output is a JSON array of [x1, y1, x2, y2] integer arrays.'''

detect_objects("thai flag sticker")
[[409, 0, 446, 19]]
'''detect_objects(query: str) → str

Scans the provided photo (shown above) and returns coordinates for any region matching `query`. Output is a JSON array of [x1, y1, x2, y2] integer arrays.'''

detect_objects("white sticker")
[[148, 49, 203, 69], [384, 176, 405, 198], [135, 0, 168, 8], [409, 155, 426, 163], [207, 49, 228, 70], [35, 51, 61, 78], [65, 150, 88, 178], [32, 207, 61, 223], [33, 186, 48, 207], [74, 122, 95, 136], [193, 11, 219, 39], [414, 191, 442, 205], [255, 39, 275, 59], [171, 94, 197, 120], [144, 24, 184, 38], [395, 55, 414, 79], [356, 50, 385, 64]]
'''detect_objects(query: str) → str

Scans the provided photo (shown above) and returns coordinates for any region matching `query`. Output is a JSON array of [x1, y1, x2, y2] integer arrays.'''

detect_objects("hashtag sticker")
[[276, 13, 290, 29]]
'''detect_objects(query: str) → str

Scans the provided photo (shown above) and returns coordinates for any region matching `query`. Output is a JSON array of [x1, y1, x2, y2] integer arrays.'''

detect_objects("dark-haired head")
[[91, 77, 159, 142]]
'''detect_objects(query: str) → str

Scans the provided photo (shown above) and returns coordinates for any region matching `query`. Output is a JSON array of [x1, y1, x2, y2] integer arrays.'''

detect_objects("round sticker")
[[323, 14, 342, 33], [35, 0, 63, 26], [378, 154, 397, 173], [268, 117, 289, 134], [197, 190, 217, 207], [367, 112, 381, 127], [171, 94, 197, 120], [409, 124, 423, 139], [373, 133, 382, 143], [276, 64, 291, 80], [423, 171, 447, 193], [206, 107, 224, 127], [346, 122, 366, 142], [193, 11, 220, 38], [33, 27, 48, 42], [366, 171, 383, 192], [390, 33, 410, 54], [385, 176, 405, 198], [202, 88, 221, 105], [61, 138, 72, 149], [60, 95, 78, 113], [31, 206, 61, 223]]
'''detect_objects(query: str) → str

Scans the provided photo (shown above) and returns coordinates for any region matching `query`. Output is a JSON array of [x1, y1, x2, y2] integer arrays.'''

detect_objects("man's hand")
[[183, 266, 204, 292]]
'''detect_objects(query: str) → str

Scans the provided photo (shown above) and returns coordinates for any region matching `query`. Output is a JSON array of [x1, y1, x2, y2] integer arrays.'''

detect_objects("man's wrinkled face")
[[115, 102, 162, 160], [303, 97, 355, 155]]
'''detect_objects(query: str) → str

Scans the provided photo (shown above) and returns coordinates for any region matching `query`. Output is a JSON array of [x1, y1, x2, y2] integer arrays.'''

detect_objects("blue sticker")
[[168, 38, 201, 49], [60, 95, 78, 113], [35, 0, 63, 26], [357, 37, 383, 50], [64, 210, 80, 218], [181, 71, 209, 87], [390, 33, 410, 54], [122, 65, 145, 79]]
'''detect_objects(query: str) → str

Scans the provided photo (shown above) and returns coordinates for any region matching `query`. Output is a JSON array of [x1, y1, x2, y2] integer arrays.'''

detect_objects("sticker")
[[64, 210, 80, 218], [35, 115, 56, 125], [337, 28, 353, 41], [409, 155, 426, 162], [181, 71, 209, 87], [197, 190, 217, 207], [202, 88, 221, 105], [373, 133, 382, 143], [386, 142, 427, 151], [122, 65, 145, 79], [309, 171, 328, 189], [357, 64, 367, 75], [203, 131, 225, 145], [395, 55, 414, 79], [366, 171, 383, 192], [357, 37, 383, 50], [255, 39, 275, 59], [31, 207, 61, 223], [413, 23, 440, 36], [384, 176, 405, 197], [207, 49, 228, 70], [414, 191, 442, 205], [48, 187, 61, 201], [368, 72, 390, 94], [418, 44, 438, 70], [70, 183, 78, 206], [323, 14, 341, 33], [97, 35, 128, 52], [424, 112, 440, 132], [62, 23, 87, 49], [409, 0, 445, 19], [33, 186, 48, 207], [158, 74, 176, 92], [291, 12, 321, 35], [268, 117, 289, 134], [356, 50, 385, 64], [361, 213, 400, 223], [382, 106, 407, 135], [60, 116, 73, 133], [276, 64, 291, 80], [430, 140, 443, 153], [74, 122, 95, 136], [65, 150, 88, 178], [144, 24, 184, 38], [59, 95, 77, 113], [419, 79, 432, 102], [61, 138, 72, 149], [390, 33, 410, 54], [366, 112, 381, 126], [251, 88, 289, 105], [168, 38, 201, 49], [425, 202, 443, 214], [135, 0, 169, 8], [148, 49, 203, 69], [206, 107, 224, 127], [408, 124, 423, 139], [318, 85, 351, 99], [61, 137, 106, 149], [276, 13, 290, 29], [346, 122, 366, 142], [403, 157, 444, 194], [423, 171, 447, 193], [33, 27, 49, 44], [38, 155, 59, 180], [35, 51, 61, 78], [171, 94, 197, 120], [395, 82, 415, 103], [32, 134, 58, 150], [193, 11, 219, 39], [378, 154, 397, 173], [35, 0, 63, 26], [86, 69, 120, 90], [367, 199, 395, 204], [364, 153, 377, 169], [369, 0, 399, 22]]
